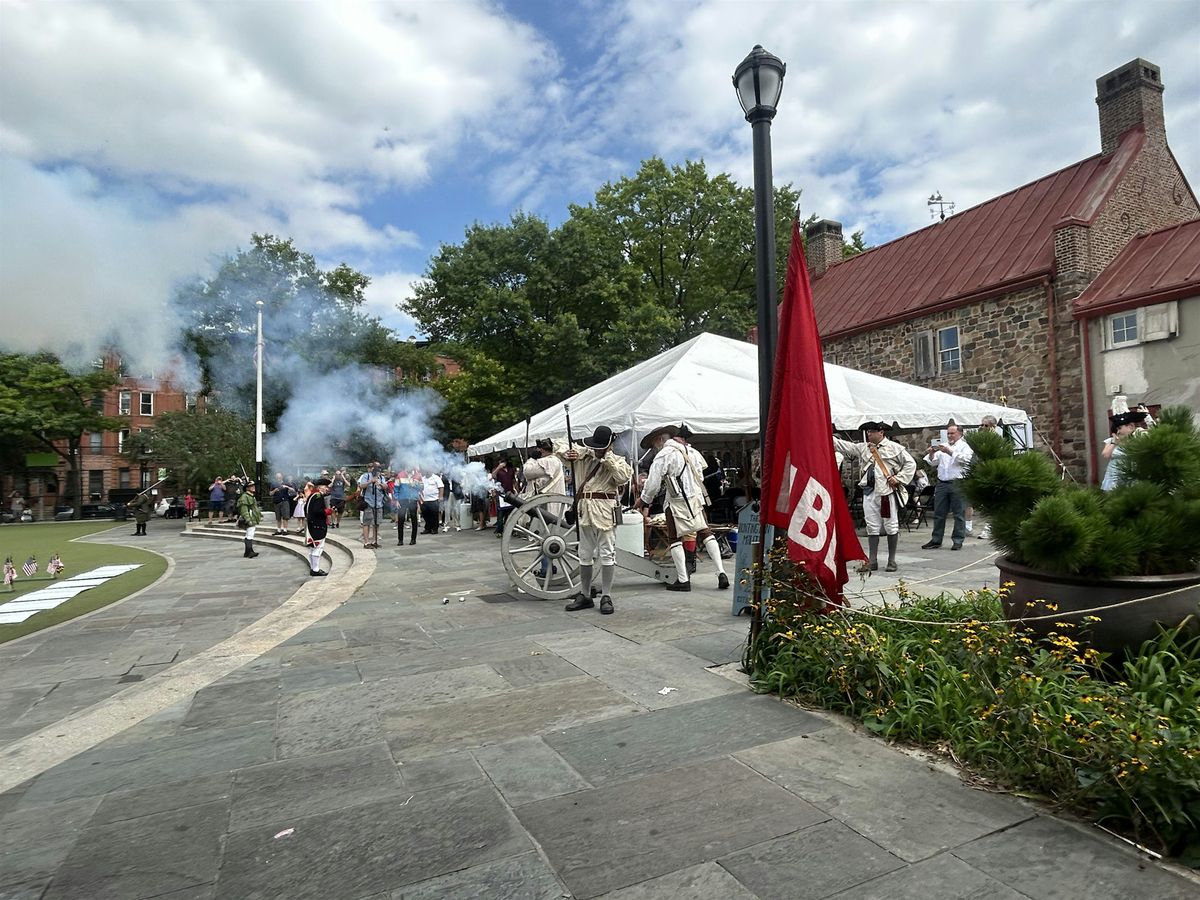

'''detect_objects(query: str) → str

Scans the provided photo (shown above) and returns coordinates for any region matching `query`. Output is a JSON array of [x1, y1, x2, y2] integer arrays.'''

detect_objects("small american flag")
[[22, 557, 37, 577]]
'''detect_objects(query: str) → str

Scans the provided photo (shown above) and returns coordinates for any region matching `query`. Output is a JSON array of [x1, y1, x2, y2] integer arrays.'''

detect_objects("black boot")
[[244, 539, 258, 558], [564, 593, 595, 611], [666, 580, 691, 592]]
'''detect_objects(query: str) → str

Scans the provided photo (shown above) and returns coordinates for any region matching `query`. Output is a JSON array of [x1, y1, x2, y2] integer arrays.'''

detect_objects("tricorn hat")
[[861, 421, 889, 433], [582, 425, 616, 450], [535, 438, 554, 452], [1110, 410, 1147, 429], [639, 424, 680, 450]]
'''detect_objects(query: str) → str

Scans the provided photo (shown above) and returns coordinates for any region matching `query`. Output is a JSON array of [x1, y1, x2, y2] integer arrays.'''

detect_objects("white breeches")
[[577, 524, 616, 567], [863, 491, 899, 536]]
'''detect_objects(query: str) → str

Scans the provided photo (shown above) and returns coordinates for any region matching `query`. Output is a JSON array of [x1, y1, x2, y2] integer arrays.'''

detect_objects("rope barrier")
[[761, 573, 1200, 629]]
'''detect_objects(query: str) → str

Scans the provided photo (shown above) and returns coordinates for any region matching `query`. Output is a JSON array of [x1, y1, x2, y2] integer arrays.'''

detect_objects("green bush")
[[746, 584, 1200, 861], [961, 405, 1200, 577]]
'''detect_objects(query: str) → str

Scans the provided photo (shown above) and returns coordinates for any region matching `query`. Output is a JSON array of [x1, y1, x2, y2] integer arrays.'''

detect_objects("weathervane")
[[928, 191, 955, 221]]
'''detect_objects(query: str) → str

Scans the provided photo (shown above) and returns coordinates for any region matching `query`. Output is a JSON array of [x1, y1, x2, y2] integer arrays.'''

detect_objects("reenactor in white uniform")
[[635, 424, 730, 592], [558, 425, 633, 616], [834, 421, 916, 572]]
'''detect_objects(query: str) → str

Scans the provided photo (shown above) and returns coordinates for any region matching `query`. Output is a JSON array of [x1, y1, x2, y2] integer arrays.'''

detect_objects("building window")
[[118, 391, 132, 415], [1110, 312, 1138, 346], [118, 428, 130, 453], [937, 326, 961, 373], [91, 393, 105, 412], [89, 432, 102, 453], [139, 392, 153, 416], [88, 470, 104, 501], [119, 468, 131, 489], [914, 331, 935, 378]]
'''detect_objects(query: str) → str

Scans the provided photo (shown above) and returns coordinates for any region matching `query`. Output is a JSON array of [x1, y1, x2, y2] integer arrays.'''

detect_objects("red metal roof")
[[1073, 218, 1200, 318], [812, 128, 1145, 339]]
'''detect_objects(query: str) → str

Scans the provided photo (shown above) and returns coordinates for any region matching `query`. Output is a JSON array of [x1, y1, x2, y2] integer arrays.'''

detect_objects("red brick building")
[[805, 59, 1198, 480]]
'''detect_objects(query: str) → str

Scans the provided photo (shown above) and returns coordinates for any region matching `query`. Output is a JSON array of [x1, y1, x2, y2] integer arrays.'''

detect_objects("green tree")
[[842, 230, 868, 258], [0, 354, 121, 517], [176, 234, 377, 425], [404, 157, 801, 441], [125, 408, 255, 493]]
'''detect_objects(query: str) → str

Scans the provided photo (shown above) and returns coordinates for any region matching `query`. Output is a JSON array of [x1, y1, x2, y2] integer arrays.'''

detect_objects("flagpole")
[[255, 300, 265, 497]]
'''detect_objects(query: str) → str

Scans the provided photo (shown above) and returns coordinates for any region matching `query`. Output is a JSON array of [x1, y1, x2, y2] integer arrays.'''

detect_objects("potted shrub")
[[963, 406, 1200, 656]]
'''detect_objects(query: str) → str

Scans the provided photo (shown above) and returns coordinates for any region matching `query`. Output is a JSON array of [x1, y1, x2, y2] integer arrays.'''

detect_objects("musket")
[[563, 403, 581, 544], [133, 477, 168, 499]]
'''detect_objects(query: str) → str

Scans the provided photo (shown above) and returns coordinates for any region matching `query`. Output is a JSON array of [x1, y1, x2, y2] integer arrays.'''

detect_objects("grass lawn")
[[0, 522, 168, 643]]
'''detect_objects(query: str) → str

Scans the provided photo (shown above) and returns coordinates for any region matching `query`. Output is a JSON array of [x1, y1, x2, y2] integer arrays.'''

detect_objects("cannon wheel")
[[500, 493, 582, 601]]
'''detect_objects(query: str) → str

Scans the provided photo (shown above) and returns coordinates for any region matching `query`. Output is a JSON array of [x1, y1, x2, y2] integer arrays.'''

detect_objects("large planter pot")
[[996, 558, 1200, 658]]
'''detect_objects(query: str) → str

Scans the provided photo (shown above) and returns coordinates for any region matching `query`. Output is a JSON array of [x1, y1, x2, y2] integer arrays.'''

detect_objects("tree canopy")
[[0, 353, 121, 512], [175, 233, 379, 426], [407, 157, 802, 440], [125, 408, 255, 492]]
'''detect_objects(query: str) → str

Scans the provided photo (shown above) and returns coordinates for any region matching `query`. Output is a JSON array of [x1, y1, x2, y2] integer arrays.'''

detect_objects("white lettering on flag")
[[787, 476, 838, 578]]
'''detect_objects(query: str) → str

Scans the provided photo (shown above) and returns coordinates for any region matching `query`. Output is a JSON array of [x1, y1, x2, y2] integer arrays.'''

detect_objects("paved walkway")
[[0, 521, 1195, 899]]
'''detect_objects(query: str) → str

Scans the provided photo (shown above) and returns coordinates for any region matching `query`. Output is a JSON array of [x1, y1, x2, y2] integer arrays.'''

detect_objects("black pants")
[[420, 500, 440, 534], [397, 501, 418, 542]]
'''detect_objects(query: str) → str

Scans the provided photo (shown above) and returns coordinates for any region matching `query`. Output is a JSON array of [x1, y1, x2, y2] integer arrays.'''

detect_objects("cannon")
[[500, 492, 679, 600]]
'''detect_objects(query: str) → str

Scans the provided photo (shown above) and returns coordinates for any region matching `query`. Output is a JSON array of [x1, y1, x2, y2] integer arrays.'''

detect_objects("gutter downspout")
[[1043, 277, 1064, 467], [1080, 316, 1099, 484]]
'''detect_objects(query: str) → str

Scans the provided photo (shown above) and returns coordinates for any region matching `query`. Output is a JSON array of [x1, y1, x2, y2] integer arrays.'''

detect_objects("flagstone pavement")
[[0, 519, 1196, 899]]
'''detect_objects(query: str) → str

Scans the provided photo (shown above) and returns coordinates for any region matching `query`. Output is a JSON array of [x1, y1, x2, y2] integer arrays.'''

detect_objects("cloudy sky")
[[2, 0, 1197, 357]]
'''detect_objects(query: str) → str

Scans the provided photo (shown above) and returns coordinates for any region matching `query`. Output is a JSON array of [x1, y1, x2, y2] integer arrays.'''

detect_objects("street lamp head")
[[733, 45, 785, 121], [256, 300, 264, 308]]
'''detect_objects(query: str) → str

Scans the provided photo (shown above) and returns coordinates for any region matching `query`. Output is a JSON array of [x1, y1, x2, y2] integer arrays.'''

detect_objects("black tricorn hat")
[[639, 424, 679, 450], [861, 421, 889, 433], [535, 438, 553, 452], [1110, 411, 1147, 429], [582, 425, 615, 449]]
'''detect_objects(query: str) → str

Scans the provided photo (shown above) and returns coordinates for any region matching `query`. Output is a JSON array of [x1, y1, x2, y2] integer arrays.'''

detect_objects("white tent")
[[469, 333, 1031, 455]]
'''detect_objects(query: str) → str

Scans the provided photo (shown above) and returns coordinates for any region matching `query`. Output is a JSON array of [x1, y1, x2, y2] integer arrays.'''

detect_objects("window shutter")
[[1140, 302, 1178, 342], [914, 331, 935, 378]]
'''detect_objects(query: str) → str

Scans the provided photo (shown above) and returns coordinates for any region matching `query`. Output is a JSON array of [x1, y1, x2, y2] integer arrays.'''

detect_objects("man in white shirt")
[[922, 423, 974, 551], [419, 471, 444, 535]]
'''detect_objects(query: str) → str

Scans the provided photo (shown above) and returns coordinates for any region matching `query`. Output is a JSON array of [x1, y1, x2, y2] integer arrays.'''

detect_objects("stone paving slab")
[[472, 736, 592, 806], [490, 652, 586, 687], [384, 677, 641, 759], [91, 771, 233, 826], [532, 631, 742, 709], [43, 800, 228, 900], [665, 628, 748, 667], [592, 862, 759, 900], [229, 742, 405, 831], [515, 756, 828, 899], [735, 727, 1034, 861], [826, 852, 1029, 899], [183, 676, 280, 729], [17, 722, 275, 806], [547, 693, 827, 785], [718, 819, 905, 899], [215, 784, 531, 899], [952, 816, 1200, 899], [389, 850, 567, 899], [0, 796, 101, 889]]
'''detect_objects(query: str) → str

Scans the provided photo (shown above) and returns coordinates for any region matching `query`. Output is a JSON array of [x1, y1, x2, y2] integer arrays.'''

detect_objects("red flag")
[[762, 221, 865, 604]]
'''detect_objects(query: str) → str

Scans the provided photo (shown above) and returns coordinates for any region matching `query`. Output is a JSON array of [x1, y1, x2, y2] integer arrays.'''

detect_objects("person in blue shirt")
[[392, 467, 421, 546]]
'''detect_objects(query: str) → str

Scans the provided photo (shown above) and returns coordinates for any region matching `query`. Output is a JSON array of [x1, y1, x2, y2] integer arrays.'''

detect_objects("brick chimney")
[[804, 219, 843, 277], [1097, 58, 1165, 154]]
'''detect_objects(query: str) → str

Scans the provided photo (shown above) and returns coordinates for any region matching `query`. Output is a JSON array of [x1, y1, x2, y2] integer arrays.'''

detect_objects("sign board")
[[24, 452, 58, 468], [731, 502, 774, 616]]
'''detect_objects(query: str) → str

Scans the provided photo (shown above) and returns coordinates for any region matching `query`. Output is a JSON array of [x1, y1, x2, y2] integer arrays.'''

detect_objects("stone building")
[[807, 59, 1198, 479], [1073, 217, 1200, 481]]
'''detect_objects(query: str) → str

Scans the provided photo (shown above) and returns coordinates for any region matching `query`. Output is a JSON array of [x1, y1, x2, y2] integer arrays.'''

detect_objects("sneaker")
[[921, 541, 941, 550], [978, 524, 991, 540]]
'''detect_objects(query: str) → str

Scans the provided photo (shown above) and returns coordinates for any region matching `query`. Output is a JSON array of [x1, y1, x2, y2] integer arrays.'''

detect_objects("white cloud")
[[0, 0, 556, 359], [513, 0, 1200, 244], [362, 271, 422, 336]]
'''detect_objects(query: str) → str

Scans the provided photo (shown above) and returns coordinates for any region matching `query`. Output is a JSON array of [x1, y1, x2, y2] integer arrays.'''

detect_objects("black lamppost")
[[733, 45, 785, 461], [735, 45, 784, 645]]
